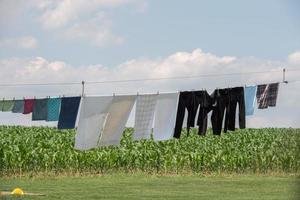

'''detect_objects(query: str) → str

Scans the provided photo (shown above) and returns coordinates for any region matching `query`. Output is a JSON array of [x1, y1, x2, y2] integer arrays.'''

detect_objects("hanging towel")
[[256, 83, 279, 109], [133, 94, 158, 140], [153, 93, 179, 141], [23, 99, 35, 114], [32, 98, 48, 121], [58, 96, 81, 129], [75, 96, 113, 150], [47, 97, 61, 121], [12, 100, 24, 113], [265, 83, 279, 107], [98, 95, 136, 147], [1, 100, 14, 112], [244, 86, 257, 116]]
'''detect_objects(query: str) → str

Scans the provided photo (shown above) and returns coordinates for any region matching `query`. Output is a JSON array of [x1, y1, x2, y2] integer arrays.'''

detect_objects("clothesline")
[[1, 68, 299, 87], [0, 79, 298, 100]]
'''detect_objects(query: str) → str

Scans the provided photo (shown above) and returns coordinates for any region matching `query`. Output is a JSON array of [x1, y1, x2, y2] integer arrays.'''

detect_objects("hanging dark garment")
[[256, 83, 279, 109], [32, 98, 48, 121], [226, 87, 246, 131], [211, 89, 230, 135], [211, 87, 246, 135], [58, 96, 81, 129], [173, 90, 214, 138], [173, 91, 198, 138], [195, 90, 214, 136], [23, 99, 35, 114]]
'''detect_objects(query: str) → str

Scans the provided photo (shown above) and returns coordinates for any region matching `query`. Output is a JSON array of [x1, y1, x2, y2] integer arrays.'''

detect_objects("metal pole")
[[282, 68, 288, 84], [81, 81, 85, 96]]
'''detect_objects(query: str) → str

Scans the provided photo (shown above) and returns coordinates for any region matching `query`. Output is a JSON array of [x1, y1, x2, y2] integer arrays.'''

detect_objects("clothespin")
[[156, 91, 159, 95], [137, 92, 139, 96], [113, 93, 115, 97]]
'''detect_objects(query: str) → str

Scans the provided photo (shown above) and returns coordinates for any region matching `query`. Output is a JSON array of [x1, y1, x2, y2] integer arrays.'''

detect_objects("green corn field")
[[0, 126, 299, 176]]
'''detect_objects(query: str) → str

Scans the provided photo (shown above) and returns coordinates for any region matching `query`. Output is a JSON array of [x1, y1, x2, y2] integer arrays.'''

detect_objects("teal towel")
[[47, 98, 61, 121], [12, 100, 24, 113]]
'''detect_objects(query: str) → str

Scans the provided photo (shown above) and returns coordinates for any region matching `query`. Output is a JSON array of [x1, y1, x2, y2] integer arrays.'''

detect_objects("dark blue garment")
[[58, 97, 81, 129]]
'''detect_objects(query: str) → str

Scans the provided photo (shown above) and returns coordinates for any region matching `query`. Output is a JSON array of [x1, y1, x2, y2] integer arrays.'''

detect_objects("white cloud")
[[0, 0, 144, 47], [29, 0, 140, 46], [36, 0, 136, 29], [0, 49, 299, 127], [288, 51, 300, 65], [0, 36, 38, 49], [62, 14, 124, 47]]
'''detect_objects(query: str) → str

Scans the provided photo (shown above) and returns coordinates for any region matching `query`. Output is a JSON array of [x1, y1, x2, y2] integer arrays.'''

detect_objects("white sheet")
[[75, 96, 113, 150], [98, 95, 136, 146], [153, 93, 179, 141], [133, 94, 158, 140]]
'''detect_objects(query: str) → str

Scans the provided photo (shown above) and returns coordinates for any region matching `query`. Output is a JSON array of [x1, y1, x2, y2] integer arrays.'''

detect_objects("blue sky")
[[1, 0, 299, 66], [0, 0, 299, 127]]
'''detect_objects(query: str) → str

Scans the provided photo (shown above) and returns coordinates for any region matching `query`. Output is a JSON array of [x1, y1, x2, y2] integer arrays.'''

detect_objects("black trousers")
[[211, 89, 230, 135], [227, 87, 246, 131], [195, 91, 214, 136], [174, 91, 213, 138], [174, 91, 197, 138], [211, 87, 246, 135]]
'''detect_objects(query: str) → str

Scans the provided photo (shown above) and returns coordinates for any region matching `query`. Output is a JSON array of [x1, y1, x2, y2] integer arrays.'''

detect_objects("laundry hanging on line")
[[58, 97, 81, 129], [153, 93, 179, 141], [0, 82, 281, 150], [0, 100, 14, 112], [32, 98, 48, 121], [0, 96, 80, 129], [256, 83, 279, 109], [47, 97, 61, 121], [133, 94, 158, 140], [244, 86, 257, 116], [75, 96, 113, 150], [12, 100, 24, 113]]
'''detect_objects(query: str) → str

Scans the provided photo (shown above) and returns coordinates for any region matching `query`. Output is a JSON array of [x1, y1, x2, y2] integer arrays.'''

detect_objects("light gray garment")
[[133, 94, 158, 140], [98, 95, 136, 147], [75, 96, 113, 150], [153, 93, 179, 141]]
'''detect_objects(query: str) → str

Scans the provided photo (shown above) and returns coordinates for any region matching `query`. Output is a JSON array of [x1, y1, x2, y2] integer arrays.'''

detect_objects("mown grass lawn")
[[1, 174, 299, 200]]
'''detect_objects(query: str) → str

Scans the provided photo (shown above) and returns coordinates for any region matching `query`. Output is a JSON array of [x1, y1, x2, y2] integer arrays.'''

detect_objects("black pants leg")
[[196, 91, 213, 136], [211, 89, 230, 135], [174, 92, 196, 138], [227, 87, 246, 131]]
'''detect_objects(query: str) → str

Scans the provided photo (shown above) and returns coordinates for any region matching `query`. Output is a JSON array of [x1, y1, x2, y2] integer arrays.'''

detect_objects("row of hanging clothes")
[[0, 82, 279, 150], [0, 97, 80, 128], [173, 82, 279, 138]]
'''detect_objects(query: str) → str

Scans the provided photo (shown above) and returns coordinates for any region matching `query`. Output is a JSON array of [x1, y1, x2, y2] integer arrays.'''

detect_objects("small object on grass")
[[0, 188, 45, 196], [11, 188, 24, 195]]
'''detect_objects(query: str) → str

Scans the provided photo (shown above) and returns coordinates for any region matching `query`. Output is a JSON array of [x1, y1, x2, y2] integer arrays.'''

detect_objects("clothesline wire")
[[1, 78, 299, 100], [1, 68, 299, 87]]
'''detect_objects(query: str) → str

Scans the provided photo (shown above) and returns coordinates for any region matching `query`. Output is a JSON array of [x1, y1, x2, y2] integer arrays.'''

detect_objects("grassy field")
[[1, 126, 300, 175], [1, 174, 299, 200], [1, 127, 299, 199]]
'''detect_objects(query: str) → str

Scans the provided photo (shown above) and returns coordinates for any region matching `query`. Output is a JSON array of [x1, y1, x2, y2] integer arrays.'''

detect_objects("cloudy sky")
[[0, 0, 299, 128]]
